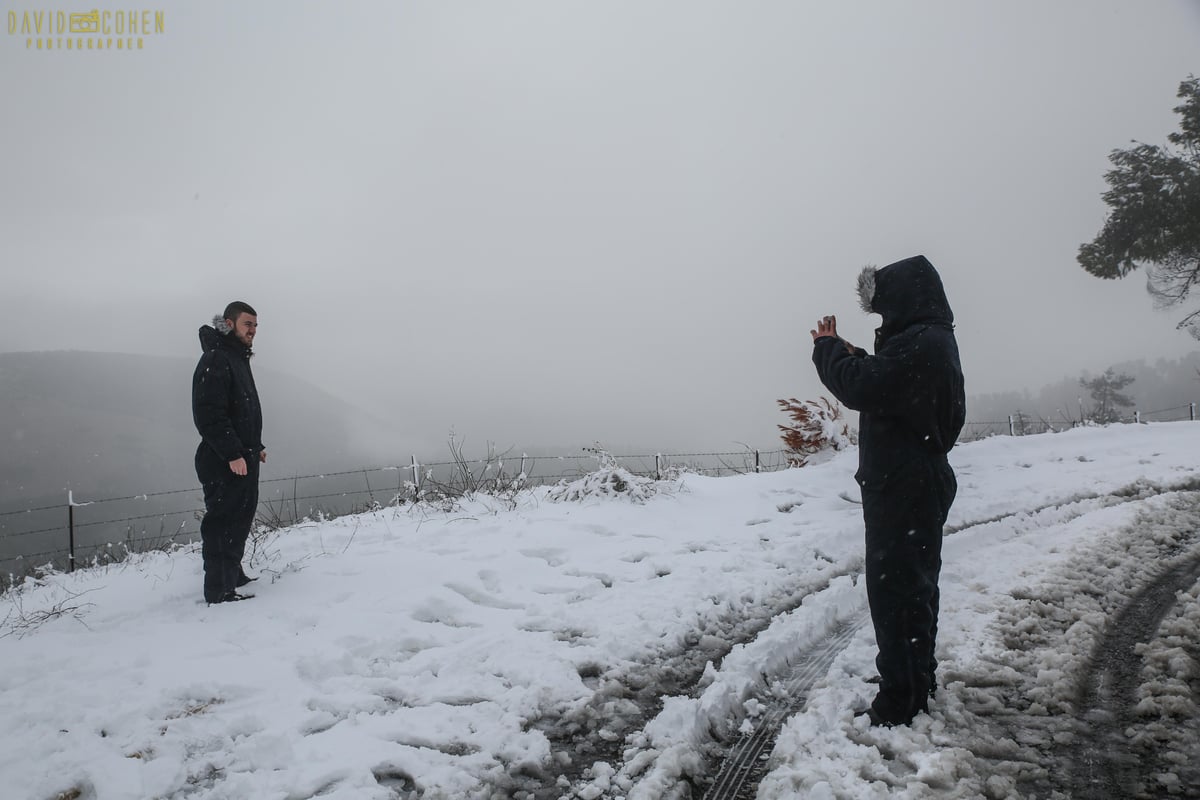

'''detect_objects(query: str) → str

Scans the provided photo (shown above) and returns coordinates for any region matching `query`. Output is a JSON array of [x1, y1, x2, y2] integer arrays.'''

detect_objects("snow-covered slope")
[[2, 423, 1198, 799]]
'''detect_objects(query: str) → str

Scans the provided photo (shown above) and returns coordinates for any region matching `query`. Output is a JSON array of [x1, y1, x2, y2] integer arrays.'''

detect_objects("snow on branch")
[[776, 397, 854, 467]]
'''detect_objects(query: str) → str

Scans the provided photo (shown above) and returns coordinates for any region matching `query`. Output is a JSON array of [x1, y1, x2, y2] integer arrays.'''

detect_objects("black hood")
[[198, 325, 224, 353], [865, 255, 955, 337], [198, 316, 251, 358]]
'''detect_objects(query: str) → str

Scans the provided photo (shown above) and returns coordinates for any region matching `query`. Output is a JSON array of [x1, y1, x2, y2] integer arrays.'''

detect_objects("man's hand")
[[811, 315, 856, 352], [259, 450, 267, 463], [229, 457, 248, 476], [811, 315, 839, 342]]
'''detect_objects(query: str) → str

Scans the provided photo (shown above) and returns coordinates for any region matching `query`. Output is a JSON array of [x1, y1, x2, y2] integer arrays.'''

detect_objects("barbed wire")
[[6, 533, 196, 569], [1, 414, 1194, 564], [620, 450, 789, 460], [263, 488, 384, 505], [71, 507, 206, 530], [0, 418, 1190, 522], [0, 525, 69, 540], [6, 449, 789, 510], [1142, 404, 1194, 416], [0, 503, 66, 518], [0, 507, 206, 541], [0, 467, 776, 543], [5, 549, 63, 563]]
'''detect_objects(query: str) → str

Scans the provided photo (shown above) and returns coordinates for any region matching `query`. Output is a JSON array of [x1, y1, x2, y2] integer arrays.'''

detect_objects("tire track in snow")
[[701, 614, 867, 800], [1071, 550, 1200, 797], [513, 478, 1200, 799], [944, 475, 1200, 536], [692, 479, 1200, 799], [942, 490, 1200, 799], [518, 571, 859, 800]]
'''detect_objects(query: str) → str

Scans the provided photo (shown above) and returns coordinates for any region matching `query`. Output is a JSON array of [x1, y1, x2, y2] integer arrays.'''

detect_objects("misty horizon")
[[3, 1, 1200, 471]]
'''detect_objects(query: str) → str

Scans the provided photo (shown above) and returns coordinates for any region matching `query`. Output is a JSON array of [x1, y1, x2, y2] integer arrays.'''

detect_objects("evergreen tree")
[[1080, 368, 1135, 424], [1078, 77, 1200, 337]]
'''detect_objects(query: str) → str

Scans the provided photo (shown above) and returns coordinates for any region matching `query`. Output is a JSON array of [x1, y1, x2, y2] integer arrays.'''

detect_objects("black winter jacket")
[[192, 322, 264, 468], [812, 255, 965, 488]]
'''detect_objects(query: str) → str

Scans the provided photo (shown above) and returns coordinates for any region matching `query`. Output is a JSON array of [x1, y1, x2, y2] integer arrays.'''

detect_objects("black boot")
[[224, 591, 254, 602], [208, 591, 255, 604]]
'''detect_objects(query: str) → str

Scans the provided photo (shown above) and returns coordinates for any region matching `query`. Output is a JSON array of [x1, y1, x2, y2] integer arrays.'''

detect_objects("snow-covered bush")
[[548, 447, 677, 504], [776, 396, 854, 467]]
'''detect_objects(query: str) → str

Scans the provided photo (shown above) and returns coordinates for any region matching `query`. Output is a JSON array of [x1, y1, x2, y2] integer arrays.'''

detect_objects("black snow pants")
[[196, 447, 259, 603], [860, 455, 957, 724]]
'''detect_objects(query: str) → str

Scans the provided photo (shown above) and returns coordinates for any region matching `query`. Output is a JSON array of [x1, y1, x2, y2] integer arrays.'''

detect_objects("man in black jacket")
[[192, 301, 266, 604], [811, 255, 965, 726]]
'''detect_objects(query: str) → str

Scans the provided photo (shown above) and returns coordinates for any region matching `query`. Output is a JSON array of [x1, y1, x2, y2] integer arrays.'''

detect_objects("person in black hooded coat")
[[811, 255, 965, 726], [192, 301, 266, 604]]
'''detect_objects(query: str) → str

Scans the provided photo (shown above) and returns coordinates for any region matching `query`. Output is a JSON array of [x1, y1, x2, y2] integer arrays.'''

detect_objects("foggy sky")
[[3, 0, 1199, 457]]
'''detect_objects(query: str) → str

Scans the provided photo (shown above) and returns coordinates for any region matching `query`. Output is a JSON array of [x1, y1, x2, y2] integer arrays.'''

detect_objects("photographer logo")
[[7, 8, 165, 50]]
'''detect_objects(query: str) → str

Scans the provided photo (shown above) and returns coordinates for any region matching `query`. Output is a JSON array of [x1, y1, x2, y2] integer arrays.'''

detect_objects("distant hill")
[[0, 350, 413, 509]]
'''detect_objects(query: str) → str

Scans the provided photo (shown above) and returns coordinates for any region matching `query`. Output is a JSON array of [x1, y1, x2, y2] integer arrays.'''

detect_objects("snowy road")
[[754, 478, 1200, 799], [2, 423, 1199, 799], [748, 485, 1200, 800], [577, 474, 1200, 799], [1072, 542, 1200, 796], [965, 488, 1200, 800]]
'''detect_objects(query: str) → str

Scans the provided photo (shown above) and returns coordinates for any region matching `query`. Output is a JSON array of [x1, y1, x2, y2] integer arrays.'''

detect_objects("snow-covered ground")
[[2, 423, 1199, 800]]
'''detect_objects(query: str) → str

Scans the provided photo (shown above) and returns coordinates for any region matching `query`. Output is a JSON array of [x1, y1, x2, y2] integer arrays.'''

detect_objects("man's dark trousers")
[[197, 453, 258, 603], [860, 455, 957, 723]]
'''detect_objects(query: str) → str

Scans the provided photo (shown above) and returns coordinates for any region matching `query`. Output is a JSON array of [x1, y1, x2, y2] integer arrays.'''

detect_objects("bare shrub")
[[0, 584, 96, 639], [411, 434, 528, 511]]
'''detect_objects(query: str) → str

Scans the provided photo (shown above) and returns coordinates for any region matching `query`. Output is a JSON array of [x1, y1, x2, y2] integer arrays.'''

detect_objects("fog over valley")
[[3, 0, 1200, 502]]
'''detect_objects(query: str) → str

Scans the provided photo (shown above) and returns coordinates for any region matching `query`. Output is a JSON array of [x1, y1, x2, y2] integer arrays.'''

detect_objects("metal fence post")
[[410, 455, 420, 496], [1192, 402, 1196, 422], [655, 454, 662, 481], [67, 490, 76, 573], [1009, 415, 1015, 437], [755, 450, 761, 473]]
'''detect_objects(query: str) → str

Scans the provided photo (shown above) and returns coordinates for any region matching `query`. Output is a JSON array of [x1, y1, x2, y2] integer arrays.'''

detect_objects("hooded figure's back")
[[813, 255, 965, 487]]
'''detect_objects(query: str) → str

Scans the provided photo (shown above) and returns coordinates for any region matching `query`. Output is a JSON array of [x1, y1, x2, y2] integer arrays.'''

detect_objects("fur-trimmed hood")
[[856, 255, 954, 337], [814, 254, 966, 480], [856, 266, 877, 314], [198, 315, 251, 357]]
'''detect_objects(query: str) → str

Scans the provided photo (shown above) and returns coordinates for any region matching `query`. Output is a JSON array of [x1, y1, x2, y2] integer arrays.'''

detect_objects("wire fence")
[[0, 447, 793, 590], [958, 402, 1197, 440], [2, 403, 1196, 591]]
